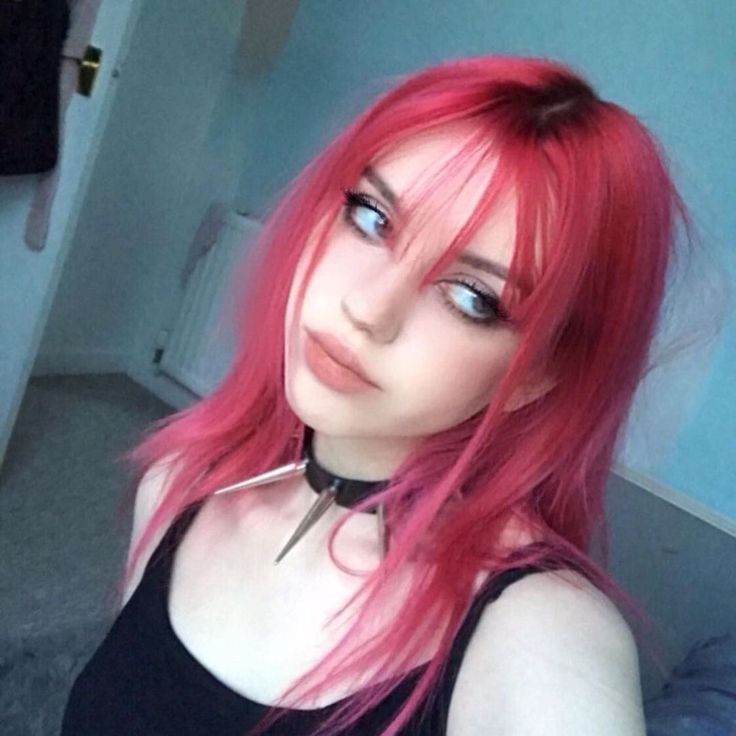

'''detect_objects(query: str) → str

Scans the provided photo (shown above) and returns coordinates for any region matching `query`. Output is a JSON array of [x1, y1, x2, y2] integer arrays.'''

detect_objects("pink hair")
[[118, 54, 721, 735]]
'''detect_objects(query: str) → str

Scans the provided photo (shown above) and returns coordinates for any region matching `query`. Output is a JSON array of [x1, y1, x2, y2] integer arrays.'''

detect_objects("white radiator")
[[160, 211, 262, 397]]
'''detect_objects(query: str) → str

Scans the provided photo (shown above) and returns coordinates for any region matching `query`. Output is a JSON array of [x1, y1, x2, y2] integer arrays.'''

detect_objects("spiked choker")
[[212, 426, 391, 563], [302, 426, 390, 512]]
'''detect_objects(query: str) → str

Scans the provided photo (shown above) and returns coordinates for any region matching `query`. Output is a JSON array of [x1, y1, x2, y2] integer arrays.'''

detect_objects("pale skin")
[[123, 126, 646, 734]]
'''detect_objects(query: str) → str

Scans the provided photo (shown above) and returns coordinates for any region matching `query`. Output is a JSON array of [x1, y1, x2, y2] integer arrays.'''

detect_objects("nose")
[[341, 262, 420, 344]]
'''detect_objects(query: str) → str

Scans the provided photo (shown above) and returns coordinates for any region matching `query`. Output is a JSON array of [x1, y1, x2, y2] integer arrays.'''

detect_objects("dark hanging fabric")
[[644, 634, 736, 736], [0, 0, 72, 175]]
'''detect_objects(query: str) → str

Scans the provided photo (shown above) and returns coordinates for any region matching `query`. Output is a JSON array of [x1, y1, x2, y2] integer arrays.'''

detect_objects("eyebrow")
[[361, 165, 511, 284], [456, 252, 511, 283], [363, 165, 398, 209]]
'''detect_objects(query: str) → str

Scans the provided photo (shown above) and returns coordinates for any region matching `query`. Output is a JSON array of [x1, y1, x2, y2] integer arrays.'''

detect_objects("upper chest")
[[165, 484, 536, 714], [166, 487, 443, 708]]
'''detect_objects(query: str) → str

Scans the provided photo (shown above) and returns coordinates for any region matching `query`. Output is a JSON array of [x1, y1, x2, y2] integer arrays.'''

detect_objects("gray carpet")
[[0, 373, 173, 736]]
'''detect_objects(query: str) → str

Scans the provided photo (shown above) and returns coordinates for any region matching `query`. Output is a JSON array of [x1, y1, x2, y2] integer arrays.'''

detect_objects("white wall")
[[36, 1, 252, 403]]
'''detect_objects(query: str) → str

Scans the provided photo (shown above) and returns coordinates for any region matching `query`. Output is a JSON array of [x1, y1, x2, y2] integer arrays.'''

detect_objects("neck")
[[309, 428, 422, 481]]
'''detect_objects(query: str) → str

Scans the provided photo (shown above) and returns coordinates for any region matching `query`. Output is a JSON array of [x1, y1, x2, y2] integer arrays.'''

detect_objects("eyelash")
[[341, 188, 508, 328]]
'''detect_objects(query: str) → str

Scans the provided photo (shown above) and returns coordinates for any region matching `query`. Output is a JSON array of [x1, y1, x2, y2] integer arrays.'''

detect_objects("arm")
[[447, 569, 646, 736]]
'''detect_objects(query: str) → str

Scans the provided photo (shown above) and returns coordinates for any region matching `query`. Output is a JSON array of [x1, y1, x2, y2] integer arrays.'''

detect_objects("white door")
[[0, 0, 146, 467]]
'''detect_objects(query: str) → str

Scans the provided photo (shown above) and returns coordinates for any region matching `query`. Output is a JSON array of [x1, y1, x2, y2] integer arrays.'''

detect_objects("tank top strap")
[[144, 499, 206, 576], [429, 563, 553, 732], [452, 564, 548, 656]]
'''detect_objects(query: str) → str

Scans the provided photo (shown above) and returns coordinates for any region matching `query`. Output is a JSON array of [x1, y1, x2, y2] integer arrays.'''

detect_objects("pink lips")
[[304, 328, 379, 391]]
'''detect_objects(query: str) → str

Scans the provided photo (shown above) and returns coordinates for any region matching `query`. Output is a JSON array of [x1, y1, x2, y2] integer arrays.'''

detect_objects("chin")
[[285, 375, 362, 437]]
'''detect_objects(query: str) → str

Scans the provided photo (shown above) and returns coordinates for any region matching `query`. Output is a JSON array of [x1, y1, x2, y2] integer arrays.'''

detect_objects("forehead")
[[368, 125, 518, 279]]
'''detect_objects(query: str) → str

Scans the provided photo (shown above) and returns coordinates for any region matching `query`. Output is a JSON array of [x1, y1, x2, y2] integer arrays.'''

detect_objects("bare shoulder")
[[121, 453, 183, 606], [447, 569, 646, 736]]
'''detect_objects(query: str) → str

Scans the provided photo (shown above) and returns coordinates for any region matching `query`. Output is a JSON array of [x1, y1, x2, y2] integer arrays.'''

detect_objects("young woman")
[[61, 54, 691, 735]]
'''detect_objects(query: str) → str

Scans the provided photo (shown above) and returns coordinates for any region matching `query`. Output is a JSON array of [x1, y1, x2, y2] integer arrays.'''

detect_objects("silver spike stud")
[[210, 457, 390, 564], [274, 479, 340, 564], [212, 459, 308, 497]]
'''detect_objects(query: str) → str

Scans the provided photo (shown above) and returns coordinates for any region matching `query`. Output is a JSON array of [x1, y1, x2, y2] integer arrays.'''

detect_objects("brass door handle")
[[61, 44, 103, 97]]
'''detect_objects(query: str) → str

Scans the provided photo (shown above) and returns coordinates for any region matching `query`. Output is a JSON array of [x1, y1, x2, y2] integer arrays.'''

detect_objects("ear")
[[503, 373, 557, 413]]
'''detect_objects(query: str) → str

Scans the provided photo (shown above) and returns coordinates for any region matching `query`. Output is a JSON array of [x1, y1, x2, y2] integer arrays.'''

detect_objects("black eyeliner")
[[342, 188, 508, 327], [342, 188, 391, 239]]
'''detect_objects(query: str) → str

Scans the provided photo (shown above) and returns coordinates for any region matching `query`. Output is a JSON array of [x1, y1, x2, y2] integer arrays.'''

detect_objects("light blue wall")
[[234, 1, 735, 521], [462, 2, 736, 519], [29, 0, 732, 522]]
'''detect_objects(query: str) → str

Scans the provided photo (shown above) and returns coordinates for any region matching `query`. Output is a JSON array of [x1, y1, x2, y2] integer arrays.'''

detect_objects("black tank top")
[[61, 503, 551, 735]]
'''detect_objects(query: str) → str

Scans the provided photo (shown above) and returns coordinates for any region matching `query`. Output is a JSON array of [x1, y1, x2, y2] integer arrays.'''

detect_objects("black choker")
[[212, 426, 391, 563], [302, 426, 390, 514]]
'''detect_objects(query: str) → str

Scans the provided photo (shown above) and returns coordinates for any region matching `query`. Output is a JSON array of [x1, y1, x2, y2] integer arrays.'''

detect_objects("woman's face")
[[284, 126, 523, 469]]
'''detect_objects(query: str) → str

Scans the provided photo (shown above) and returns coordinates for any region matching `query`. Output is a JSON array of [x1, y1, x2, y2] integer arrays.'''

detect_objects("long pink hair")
[[119, 55, 721, 735]]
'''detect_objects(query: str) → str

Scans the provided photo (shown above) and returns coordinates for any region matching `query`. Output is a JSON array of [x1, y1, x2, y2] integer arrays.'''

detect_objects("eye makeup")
[[342, 189, 391, 242], [341, 187, 509, 328], [437, 278, 509, 326]]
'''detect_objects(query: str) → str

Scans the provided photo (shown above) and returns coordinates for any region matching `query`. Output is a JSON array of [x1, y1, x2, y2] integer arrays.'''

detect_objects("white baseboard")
[[125, 365, 200, 411], [612, 461, 736, 539], [32, 349, 127, 376]]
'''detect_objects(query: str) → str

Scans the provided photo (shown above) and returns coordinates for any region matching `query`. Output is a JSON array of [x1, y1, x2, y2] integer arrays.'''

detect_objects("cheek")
[[285, 235, 326, 344], [402, 330, 517, 420], [284, 248, 347, 397]]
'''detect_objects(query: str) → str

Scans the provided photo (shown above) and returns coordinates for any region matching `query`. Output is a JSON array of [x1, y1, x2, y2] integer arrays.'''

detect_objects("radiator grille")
[[160, 212, 262, 397]]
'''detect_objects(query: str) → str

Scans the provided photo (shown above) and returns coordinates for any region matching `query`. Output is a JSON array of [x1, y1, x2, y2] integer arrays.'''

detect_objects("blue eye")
[[342, 189, 390, 241], [440, 279, 507, 327]]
